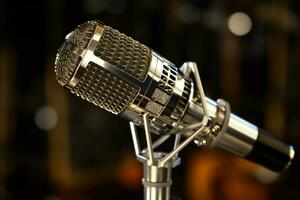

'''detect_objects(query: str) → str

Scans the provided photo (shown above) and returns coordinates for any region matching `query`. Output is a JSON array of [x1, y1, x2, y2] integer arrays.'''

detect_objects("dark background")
[[0, 0, 299, 199]]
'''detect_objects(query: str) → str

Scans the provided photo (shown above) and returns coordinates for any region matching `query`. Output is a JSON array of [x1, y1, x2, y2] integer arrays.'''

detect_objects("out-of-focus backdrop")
[[0, 0, 299, 199]]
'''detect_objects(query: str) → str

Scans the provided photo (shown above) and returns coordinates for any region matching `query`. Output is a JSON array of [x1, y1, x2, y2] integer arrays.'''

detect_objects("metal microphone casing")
[[55, 20, 194, 135], [55, 20, 294, 172]]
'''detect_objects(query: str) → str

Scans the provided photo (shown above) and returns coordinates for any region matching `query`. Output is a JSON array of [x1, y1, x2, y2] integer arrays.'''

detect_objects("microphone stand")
[[129, 62, 231, 200]]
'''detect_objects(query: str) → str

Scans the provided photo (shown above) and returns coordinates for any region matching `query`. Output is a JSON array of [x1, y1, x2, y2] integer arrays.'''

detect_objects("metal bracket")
[[129, 62, 211, 167], [129, 114, 182, 168], [208, 99, 231, 147], [128, 62, 217, 200], [179, 62, 210, 127]]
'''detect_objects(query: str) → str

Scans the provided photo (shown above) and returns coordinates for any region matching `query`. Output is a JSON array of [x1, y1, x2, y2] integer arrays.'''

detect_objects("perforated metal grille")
[[67, 21, 96, 49], [55, 21, 96, 86], [70, 62, 139, 114], [94, 25, 151, 81], [55, 48, 81, 86]]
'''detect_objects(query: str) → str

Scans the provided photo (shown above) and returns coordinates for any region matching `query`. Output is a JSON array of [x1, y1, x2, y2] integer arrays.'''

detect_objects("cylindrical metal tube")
[[143, 164, 172, 200], [142, 153, 173, 200], [186, 98, 294, 172]]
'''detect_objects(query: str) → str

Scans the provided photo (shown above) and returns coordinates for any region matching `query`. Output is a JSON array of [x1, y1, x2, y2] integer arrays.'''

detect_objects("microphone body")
[[55, 20, 294, 172]]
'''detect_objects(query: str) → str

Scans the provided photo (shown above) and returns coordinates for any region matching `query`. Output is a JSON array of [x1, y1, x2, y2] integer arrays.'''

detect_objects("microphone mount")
[[129, 62, 231, 200], [55, 21, 294, 199]]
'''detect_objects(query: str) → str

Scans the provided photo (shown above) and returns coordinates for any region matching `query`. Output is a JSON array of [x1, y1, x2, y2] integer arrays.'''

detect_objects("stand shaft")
[[143, 162, 172, 200]]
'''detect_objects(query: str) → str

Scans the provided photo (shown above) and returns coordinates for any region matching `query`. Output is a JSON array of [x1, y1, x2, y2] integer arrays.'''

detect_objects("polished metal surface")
[[143, 157, 172, 200], [285, 146, 295, 171], [55, 21, 142, 114], [220, 113, 258, 156], [185, 97, 259, 156], [55, 23, 294, 200], [55, 20, 197, 134], [55, 20, 260, 154], [120, 52, 194, 135]]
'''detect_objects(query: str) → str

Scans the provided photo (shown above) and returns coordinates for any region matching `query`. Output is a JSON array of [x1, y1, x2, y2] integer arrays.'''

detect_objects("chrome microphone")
[[54, 20, 294, 172]]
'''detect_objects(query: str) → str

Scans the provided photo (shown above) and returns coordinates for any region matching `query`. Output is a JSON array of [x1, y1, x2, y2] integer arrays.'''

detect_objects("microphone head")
[[55, 21, 96, 87], [54, 21, 151, 114], [55, 20, 193, 135]]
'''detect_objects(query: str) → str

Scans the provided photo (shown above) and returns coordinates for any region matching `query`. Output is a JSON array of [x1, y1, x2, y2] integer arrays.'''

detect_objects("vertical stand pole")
[[142, 153, 174, 200]]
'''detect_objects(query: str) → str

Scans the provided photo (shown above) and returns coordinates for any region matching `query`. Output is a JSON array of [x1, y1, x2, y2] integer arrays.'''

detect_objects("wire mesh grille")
[[70, 62, 139, 114], [94, 25, 151, 81], [55, 21, 96, 86]]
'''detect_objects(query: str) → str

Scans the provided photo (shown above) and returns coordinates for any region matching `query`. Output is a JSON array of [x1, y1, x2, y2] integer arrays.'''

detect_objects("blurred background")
[[0, 0, 299, 199]]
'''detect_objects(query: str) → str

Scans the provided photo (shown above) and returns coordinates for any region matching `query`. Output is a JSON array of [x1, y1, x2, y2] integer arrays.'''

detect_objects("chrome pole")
[[142, 153, 174, 200]]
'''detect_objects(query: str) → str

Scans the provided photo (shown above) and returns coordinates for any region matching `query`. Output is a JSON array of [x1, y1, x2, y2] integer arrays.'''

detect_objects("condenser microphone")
[[54, 20, 294, 172]]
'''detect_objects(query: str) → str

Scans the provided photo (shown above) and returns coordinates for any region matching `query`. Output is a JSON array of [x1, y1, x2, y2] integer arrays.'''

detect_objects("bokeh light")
[[34, 105, 58, 131], [227, 12, 252, 36]]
